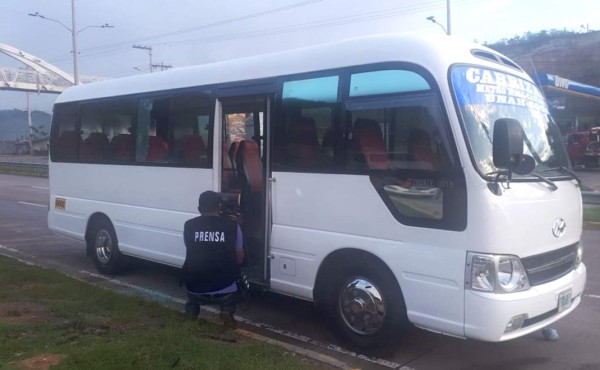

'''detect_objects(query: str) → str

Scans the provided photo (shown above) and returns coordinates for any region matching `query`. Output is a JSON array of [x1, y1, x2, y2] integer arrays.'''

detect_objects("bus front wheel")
[[329, 262, 406, 348], [89, 219, 127, 275]]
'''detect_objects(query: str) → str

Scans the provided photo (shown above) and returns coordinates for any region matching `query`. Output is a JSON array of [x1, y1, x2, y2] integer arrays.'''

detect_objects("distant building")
[[534, 73, 600, 133], [489, 30, 600, 133]]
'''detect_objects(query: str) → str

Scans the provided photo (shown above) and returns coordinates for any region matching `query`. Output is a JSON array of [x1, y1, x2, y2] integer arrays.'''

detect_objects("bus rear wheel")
[[328, 262, 406, 348], [89, 219, 127, 275]]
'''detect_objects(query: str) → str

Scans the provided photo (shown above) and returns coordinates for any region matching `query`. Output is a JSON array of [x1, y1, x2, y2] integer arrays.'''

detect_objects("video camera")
[[218, 192, 241, 222]]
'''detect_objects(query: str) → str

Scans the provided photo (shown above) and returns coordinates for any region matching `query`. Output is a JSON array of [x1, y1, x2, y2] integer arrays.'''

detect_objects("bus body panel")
[[269, 171, 468, 337], [49, 163, 212, 266], [465, 168, 582, 258]]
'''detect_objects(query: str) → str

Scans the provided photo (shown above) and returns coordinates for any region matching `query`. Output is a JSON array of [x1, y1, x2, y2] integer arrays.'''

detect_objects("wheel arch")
[[313, 248, 404, 309]]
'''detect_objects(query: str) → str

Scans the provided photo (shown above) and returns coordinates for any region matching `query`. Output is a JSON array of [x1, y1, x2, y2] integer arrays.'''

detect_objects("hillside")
[[0, 109, 51, 141], [487, 30, 600, 87]]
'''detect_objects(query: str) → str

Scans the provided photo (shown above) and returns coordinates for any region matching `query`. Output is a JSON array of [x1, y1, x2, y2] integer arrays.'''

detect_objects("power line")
[[54, 0, 479, 65], [49, 0, 482, 70], [159, 0, 480, 48], [47, 0, 323, 63]]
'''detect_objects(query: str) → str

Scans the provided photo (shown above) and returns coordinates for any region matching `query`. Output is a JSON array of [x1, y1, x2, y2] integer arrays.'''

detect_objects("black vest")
[[182, 215, 240, 293]]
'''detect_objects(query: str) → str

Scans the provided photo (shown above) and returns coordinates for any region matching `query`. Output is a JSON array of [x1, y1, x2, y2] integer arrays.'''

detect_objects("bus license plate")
[[558, 289, 572, 313]]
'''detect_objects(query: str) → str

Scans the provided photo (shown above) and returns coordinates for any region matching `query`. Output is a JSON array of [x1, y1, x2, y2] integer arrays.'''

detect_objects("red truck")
[[567, 127, 600, 168]]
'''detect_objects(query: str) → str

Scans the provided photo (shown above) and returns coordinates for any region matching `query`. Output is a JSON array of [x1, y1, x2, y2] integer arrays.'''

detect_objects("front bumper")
[[464, 262, 586, 341]]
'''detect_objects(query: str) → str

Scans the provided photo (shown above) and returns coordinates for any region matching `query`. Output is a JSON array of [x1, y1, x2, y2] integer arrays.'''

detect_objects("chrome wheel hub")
[[95, 229, 113, 264], [338, 278, 385, 335]]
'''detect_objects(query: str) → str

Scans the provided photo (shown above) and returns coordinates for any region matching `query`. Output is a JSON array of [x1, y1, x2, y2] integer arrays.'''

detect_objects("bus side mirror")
[[493, 118, 524, 171]]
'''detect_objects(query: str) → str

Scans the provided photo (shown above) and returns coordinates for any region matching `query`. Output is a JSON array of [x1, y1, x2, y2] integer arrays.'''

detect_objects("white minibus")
[[48, 33, 586, 348]]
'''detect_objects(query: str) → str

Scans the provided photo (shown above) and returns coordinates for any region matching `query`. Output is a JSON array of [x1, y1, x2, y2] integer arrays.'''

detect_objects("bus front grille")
[[521, 243, 578, 286]]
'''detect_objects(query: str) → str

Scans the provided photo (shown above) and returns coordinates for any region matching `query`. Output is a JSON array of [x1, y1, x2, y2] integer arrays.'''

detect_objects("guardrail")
[[0, 161, 48, 177], [582, 191, 600, 205], [1, 161, 600, 204]]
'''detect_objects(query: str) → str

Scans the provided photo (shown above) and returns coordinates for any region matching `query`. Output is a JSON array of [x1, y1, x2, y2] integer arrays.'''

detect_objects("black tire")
[[327, 259, 407, 349], [88, 218, 127, 275]]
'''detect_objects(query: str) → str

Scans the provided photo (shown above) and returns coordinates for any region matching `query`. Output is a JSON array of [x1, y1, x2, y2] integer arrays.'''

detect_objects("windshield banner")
[[452, 66, 548, 114]]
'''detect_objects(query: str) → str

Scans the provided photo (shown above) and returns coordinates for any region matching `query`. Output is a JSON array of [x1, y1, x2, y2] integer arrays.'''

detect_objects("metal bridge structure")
[[0, 43, 103, 94]]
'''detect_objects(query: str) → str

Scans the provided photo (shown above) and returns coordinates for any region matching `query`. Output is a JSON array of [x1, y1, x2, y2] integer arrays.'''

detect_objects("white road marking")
[[31, 186, 49, 190], [0, 244, 21, 253], [585, 294, 600, 299], [18, 201, 46, 208]]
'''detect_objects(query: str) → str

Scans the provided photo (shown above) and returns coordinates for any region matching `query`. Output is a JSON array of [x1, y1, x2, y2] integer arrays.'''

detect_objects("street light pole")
[[71, 0, 79, 85], [446, 0, 452, 35], [28, 0, 113, 85], [426, 1, 451, 35], [426, 16, 448, 35]]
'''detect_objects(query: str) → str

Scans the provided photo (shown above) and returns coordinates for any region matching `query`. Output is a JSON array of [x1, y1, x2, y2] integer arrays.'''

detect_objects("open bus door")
[[217, 95, 273, 285]]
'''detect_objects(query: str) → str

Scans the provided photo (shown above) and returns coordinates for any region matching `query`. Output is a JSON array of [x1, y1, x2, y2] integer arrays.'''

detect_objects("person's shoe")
[[219, 311, 237, 329]]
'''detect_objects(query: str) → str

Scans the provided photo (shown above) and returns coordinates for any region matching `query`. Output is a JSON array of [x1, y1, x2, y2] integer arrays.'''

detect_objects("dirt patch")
[[0, 302, 52, 323], [16, 354, 65, 370]]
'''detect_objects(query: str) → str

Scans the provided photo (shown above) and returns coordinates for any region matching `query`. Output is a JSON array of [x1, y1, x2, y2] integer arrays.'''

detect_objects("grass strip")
[[0, 256, 333, 370], [583, 206, 600, 223]]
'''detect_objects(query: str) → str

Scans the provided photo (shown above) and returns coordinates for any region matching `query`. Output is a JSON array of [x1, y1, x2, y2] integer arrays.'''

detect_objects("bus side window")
[[346, 105, 448, 171], [345, 69, 451, 172], [169, 93, 212, 167], [79, 99, 136, 164], [50, 103, 80, 162], [276, 75, 340, 171], [136, 97, 169, 163], [348, 118, 388, 170]]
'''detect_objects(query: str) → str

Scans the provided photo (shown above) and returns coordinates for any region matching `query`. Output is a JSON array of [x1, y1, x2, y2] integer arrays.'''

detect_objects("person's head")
[[197, 191, 221, 215]]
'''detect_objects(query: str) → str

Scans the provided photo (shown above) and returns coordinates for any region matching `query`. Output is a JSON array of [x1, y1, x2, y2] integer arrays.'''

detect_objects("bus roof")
[[55, 33, 520, 104]]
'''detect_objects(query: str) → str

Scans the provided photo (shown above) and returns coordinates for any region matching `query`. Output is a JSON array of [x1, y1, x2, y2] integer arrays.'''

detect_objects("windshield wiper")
[[543, 166, 582, 185], [528, 171, 558, 191], [485, 170, 557, 192]]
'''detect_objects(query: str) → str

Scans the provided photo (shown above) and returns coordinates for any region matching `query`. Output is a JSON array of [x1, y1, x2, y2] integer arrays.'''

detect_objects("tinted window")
[[274, 76, 340, 170], [169, 93, 212, 167], [80, 99, 137, 163], [346, 68, 465, 229], [346, 98, 452, 171], [136, 93, 212, 167], [349, 70, 430, 97], [50, 103, 79, 162]]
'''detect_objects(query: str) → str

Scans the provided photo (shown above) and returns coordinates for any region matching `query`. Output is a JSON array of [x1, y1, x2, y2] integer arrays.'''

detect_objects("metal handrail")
[[0, 161, 48, 176]]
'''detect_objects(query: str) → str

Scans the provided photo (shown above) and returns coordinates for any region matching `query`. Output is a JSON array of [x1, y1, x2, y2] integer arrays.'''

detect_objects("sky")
[[1, 0, 599, 113]]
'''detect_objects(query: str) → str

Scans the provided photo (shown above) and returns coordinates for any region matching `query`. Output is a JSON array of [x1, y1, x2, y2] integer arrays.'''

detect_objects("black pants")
[[185, 290, 240, 318]]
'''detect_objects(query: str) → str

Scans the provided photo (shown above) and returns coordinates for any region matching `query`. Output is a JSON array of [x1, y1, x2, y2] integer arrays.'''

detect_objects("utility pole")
[[133, 44, 153, 72], [27, 92, 33, 155], [151, 62, 173, 72]]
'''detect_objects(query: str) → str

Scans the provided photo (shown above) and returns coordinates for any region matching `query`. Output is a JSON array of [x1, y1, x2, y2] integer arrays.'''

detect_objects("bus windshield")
[[451, 66, 570, 177]]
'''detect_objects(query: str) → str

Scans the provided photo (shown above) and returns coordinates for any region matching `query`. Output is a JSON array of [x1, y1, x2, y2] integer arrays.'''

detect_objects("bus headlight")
[[467, 253, 530, 293], [575, 244, 583, 269], [470, 255, 495, 292], [497, 256, 529, 292]]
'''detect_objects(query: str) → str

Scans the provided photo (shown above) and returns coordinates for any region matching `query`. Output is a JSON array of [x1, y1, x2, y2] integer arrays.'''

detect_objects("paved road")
[[0, 173, 598, 370]]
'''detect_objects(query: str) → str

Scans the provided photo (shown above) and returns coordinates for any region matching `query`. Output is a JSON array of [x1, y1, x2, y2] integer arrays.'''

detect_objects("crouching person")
[[182, 191, 245, 329]]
